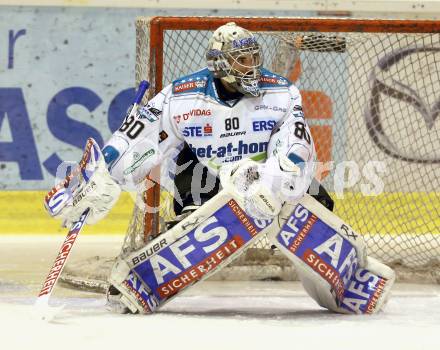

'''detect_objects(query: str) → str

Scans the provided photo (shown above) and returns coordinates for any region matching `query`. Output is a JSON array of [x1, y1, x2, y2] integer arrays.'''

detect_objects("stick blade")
[[34, 297, 64, 322]]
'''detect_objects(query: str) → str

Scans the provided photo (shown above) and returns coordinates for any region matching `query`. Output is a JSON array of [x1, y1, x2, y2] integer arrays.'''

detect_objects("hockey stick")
[[296, 34, 346, 53], [35, 208, 90, 321], [129, 80, 150, 114]]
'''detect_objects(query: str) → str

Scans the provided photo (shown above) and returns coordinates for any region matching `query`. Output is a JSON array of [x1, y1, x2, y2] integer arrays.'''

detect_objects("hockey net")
[[62, 17, 440, 291]]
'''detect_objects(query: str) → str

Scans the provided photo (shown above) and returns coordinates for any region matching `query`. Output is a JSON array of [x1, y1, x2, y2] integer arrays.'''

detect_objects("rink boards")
[[1, 190, 439, 235]]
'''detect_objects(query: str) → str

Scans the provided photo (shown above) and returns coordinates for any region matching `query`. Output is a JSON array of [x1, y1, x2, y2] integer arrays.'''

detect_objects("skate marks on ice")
[[0, 282, 440, 350]]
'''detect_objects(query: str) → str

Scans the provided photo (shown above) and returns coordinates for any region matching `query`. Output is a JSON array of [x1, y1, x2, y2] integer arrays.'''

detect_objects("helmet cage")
[[207, 41, 263, 96]]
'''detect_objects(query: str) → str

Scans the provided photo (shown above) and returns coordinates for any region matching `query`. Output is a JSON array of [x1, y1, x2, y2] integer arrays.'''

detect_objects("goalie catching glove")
[[44, 138, 121, 227]]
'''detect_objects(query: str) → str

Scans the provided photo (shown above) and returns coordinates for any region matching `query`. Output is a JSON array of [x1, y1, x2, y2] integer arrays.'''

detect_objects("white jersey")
[[103, 67, 316, 200]]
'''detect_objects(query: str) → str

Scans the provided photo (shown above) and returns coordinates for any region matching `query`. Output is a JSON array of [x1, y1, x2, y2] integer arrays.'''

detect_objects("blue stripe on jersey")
[[288, 152, 306, 170], [172, 68, 212, 96], [171, 67, 291, 99], [259, 68, 291, 89]]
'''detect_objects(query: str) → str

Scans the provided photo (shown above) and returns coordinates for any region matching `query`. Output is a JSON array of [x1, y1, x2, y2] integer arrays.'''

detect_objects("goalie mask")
[[206, 22, 262, 97]]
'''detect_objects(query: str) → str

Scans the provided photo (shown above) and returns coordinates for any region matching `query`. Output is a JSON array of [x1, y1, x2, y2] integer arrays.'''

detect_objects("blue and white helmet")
[[206, 22, 262, 97]]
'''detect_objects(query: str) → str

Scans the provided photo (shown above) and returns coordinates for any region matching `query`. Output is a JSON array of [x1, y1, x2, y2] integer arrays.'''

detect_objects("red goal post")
[[129, 16, 440, 281]]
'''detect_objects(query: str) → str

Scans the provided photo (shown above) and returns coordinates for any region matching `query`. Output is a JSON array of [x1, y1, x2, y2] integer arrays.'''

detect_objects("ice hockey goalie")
[[44, 22, 395, 315]]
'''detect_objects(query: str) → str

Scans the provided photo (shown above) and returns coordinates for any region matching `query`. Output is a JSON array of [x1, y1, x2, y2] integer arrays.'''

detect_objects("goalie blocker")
[[109, 192, 395, 315]]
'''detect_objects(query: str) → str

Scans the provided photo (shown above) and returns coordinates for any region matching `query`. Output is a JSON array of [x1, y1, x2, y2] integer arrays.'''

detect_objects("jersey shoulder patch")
[[172, 68, 211, 96], [259, 68, 291, 90]]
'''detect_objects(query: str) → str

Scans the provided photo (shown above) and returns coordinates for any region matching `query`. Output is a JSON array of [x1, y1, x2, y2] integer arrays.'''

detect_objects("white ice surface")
[[1, 235, 439, 350]]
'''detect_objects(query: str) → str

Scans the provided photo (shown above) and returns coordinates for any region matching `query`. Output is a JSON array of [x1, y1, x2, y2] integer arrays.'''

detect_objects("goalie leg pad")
[[109, 192, 273, 314], [108, 258, 160, 314], [341, 256, 395, 314], [268, 196, 395, 314]]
